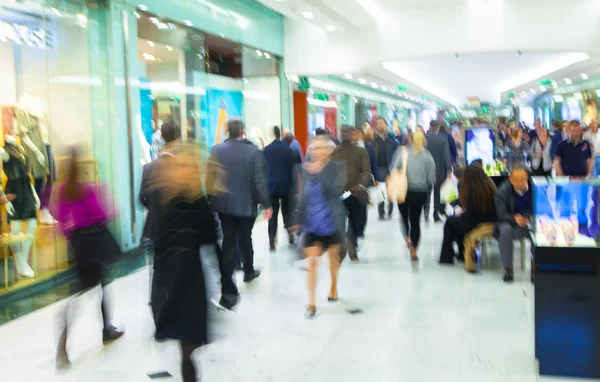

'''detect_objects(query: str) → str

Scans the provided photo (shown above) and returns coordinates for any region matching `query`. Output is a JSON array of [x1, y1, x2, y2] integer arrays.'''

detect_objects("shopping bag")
[[440, 177, 459, 204], [367, 182, 387, 205], [387, 147, 408, 203]]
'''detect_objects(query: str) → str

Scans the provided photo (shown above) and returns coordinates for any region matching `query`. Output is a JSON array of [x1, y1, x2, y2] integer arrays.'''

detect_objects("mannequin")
[[15, 93, 49, 200], [3, 135, 39, 278]]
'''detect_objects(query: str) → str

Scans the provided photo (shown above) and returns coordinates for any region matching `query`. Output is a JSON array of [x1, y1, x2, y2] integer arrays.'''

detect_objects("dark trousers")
[[344, 196, 363, 253], [439, 216, 477, 263], [268, 195, 291, 241], [219, 214, 256, 288], [357, 204, 367, 237], [378, 201, 394, 219], [398, 191, 428, 247], [424, 181, 443, 217]]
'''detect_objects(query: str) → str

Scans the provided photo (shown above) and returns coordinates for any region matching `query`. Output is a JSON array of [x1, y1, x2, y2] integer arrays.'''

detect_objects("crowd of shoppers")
[[54, 110, 600, 380]]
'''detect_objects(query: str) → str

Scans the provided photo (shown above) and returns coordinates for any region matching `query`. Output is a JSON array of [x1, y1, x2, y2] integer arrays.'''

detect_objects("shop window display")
[[0, 0, 109, 294], [137, 13, 282, 154]]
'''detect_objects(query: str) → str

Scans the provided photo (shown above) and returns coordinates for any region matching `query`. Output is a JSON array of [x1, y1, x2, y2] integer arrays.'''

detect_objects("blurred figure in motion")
[[332, 126, 370, 262], [52, 146, 123, 368], [425, 120, 452, 222], [374, 118, 399, 220], [390, 130, 436, 261], [290, 136, 346, 318], [263, 126, 296, 251], [147, 141, 218, 382], [305, 128, 335, 163], [283, 128, 304, 162], [207, 119, 272, 310]]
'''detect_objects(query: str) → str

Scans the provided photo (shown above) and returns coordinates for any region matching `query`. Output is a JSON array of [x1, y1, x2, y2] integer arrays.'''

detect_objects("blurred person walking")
[[529, 127, 552, 176], [148, 142, 218, 382], [332, 126, 371, 262], [439, 121, 459, 166], [550, 120, 567, 161], [290, 137, 346, 318], [283, 128, 304, 162], [53, 146, 123, 368], [506, 127, 530, 168], [305, 128, 335, 163], [207, 119, 272, 310], [438, 165, 496, 270], [390, 130, 436, 261], [583, 119, 600, 175], [263, 126, 296, 250], [424, 120, 452, 222], [374, 118, 399, 220]]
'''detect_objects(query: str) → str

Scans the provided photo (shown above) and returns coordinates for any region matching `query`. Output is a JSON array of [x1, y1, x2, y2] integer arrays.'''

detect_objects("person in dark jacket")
[[360, 127, 379, 181], [332, 126, 371, 262], [439, 165, 496, 265], [549, 120, 566, 161], [374, 118, 398, 219], [495, 165, 534, 283], [439, 121, 459, 165], [263, 126, 296, 251], [148, 143, 217, 382], [425, 120, 452, 222], [206, 119, 273, 310]]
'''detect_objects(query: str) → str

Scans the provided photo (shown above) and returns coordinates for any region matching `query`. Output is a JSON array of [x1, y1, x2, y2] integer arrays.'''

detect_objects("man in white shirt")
[[583, 119, 600, 175]]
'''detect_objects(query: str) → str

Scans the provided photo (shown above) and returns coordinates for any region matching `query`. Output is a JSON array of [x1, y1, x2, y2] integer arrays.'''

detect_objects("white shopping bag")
[[368, 182, 388, 205], [440, 176, 459, 204]]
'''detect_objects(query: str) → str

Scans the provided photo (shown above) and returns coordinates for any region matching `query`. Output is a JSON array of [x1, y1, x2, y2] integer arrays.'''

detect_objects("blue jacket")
[[263, 139, 295, 197], [207, 138, 271, 218], [439, 130, 458, 165], [364, 141, 380, 182]]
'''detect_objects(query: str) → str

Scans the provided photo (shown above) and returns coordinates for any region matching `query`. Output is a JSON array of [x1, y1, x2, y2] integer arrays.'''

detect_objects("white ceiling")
[[259, 0, 600, 108]]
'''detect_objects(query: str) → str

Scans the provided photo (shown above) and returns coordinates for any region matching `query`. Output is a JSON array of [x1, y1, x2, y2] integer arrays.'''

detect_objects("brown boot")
[[409, 245, 419, 261], [464, 250, 477, 273]]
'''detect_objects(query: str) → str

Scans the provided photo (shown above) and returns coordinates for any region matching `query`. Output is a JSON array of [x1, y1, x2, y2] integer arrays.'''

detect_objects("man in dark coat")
[[263, 126, 295, 250], [207, 119, 272, 310], [373, 118, 399, 220], [425, 120, 452, 222]]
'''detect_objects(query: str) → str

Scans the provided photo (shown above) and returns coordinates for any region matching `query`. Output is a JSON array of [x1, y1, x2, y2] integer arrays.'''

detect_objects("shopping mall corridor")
[[0, 208, 545, 382]]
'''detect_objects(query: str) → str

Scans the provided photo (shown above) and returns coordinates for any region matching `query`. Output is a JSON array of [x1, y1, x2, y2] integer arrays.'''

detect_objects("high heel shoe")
[[328, 294, 338, 302], [305, 305, 316, 319]]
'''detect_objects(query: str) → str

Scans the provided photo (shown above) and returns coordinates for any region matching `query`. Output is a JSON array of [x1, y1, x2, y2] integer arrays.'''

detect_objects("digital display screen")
[[465, 128, 495, 166]]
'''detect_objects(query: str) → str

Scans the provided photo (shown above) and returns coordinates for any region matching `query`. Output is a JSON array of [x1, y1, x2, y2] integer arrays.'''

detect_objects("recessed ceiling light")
[[564, 78, 572, 85], [381, 86, 387, 91], [539, 86, 547, 92], [142, 52, 156, 61], [255, 49, 263, 57], [51, 7, 61, 16], [166, 45, 173, 51], [326, 25, 336, 32], [580, 73, 589, 80], [149, 17, 159, 24], [76, 14, 87, 23], [371, 82, 378, 88], [147, 41, 155, 47], [302, 11, 314, 19], [138, 5, 149, 11], [344, 73, 353, 79], [133, 12, 141, 19], [358, 78, 367, 84], [183, 20, 193, 26], [264, 53, 271, 59]]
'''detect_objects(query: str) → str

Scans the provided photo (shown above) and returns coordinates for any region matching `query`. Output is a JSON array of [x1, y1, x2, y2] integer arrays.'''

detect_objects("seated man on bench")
[[495, 165, 534, 283]]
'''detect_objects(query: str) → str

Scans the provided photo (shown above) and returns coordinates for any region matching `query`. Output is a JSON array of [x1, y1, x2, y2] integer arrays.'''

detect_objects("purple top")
[[54, 184, 110, 237], [303, 176, 336, 236]]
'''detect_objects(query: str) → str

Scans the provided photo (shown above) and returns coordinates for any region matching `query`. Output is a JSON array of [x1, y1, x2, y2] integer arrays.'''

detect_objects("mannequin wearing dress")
[[3, 135, 39, 278]]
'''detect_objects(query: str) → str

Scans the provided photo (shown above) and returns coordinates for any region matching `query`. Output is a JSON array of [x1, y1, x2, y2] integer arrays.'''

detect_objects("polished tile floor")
[[0, 209, 590, 381]]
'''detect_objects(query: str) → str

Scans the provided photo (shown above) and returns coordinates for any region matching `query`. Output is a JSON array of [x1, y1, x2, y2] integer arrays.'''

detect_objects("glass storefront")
[[136, 12, 282, 154], [0, 0, 114, 294], [0, 0, 286, 299]]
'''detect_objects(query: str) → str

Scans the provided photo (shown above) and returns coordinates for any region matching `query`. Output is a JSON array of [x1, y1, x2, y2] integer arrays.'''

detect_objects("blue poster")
[[140, 77, 154, 144], [200, 89, 244, 148]]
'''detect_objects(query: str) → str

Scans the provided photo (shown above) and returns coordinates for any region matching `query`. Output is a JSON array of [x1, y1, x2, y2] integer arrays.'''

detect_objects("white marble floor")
[[0, 209, 591, 382]]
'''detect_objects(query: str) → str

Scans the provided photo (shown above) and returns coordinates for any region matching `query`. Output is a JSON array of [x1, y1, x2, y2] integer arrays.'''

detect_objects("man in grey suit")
[[207, 119, 273, 310], [425, 120, 452, 222]]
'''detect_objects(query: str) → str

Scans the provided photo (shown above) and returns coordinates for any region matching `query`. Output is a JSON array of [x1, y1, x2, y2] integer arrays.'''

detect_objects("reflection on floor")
[[0, 209, 590, 381]]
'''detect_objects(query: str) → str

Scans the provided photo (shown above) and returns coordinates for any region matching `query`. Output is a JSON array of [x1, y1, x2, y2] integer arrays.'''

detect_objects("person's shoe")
[[387, 214, 393, 220], [328, 294, 338, 302], [378, 216, 386, 221], [349, 247, 359, 263], [218, 293, 240, 311], [409, 246, 419, 262], [269, 239, 276, 252], [433, 214, 442, 223], [438, 259, 454, 265], [288, 233, 295, 245], [102, 326, 124, 344], [305, 305, 316, 319], [243, 270, 261, 283], [503, 269, 514, 283]]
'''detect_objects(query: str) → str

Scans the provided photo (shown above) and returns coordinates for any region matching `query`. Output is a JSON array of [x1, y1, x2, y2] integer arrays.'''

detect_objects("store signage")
[[0, 21, 52, 48]]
